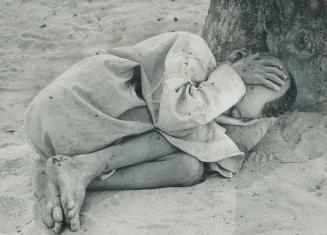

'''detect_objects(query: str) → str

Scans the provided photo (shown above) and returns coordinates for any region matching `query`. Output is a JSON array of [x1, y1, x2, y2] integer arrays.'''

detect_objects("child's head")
[[230, 56, 297, 119]]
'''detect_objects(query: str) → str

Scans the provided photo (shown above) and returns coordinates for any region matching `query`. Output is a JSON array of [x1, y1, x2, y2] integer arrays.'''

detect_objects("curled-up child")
[[25, 32, 296, 233]]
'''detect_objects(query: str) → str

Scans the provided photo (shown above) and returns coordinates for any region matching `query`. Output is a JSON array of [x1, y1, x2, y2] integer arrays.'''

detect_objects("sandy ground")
[[0, 0, 327, 235]]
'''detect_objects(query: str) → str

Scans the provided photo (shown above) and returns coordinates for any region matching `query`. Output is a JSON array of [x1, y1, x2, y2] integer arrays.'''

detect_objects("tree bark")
[[203, 0, 327, 111]]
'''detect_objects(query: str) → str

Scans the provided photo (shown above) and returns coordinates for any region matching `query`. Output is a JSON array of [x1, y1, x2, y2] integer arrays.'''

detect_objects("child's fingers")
[[263, 73, 285, 86], [258, 76, 281, 91], [255, 59, 283, 69], [260, 66, 287, 80]]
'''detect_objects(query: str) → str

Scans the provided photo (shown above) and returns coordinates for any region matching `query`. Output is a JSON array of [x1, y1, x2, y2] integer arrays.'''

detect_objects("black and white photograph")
[[1, 0, 326, 234]]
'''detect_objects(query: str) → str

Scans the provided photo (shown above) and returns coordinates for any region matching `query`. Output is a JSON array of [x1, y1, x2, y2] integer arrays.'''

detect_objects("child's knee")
[[177, 155, 204, 186]]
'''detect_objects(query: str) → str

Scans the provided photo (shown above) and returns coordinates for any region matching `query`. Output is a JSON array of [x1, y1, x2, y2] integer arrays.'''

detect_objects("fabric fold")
[[25, 31, 247, 178]]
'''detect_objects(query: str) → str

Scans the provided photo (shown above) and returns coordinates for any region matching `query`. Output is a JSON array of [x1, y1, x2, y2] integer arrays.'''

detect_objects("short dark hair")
[[261, 72, 297, 117]]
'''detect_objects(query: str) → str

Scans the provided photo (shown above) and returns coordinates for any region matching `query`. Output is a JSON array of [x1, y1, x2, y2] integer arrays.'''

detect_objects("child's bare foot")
[[33, 164, 64, 233], [46, 155, 88, 232]]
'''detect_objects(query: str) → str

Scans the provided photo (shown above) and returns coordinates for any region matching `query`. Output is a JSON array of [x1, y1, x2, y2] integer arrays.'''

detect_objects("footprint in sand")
[[308, 178, 325, 197]]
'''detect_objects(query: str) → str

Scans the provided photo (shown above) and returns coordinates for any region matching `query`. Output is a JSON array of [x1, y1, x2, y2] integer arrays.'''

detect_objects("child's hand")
[[232, 53, 287, 91]]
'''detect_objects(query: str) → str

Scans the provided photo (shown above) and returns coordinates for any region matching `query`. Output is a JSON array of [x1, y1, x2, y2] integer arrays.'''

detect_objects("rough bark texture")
[[203, 0, 327, 111]]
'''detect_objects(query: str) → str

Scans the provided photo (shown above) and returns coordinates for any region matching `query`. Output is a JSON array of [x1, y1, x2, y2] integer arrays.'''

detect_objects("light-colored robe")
[[25, 32, 246, 177]]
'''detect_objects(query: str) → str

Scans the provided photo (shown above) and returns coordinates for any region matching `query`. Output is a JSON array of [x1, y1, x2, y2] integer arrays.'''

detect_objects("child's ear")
[[226, 48, 251, 63]]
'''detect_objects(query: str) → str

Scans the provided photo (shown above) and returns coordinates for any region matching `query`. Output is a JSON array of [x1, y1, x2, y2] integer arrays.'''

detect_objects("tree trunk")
[[203, 0, 327, 111]]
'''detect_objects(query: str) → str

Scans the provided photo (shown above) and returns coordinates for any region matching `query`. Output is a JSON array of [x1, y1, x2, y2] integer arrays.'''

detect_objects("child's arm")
[[154, 34, 286, 134], [156, 64, 246, 133]]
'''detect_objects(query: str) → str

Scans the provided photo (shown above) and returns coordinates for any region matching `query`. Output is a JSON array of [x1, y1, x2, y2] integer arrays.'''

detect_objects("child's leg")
[[45, 131, 179, 231], [88, 153, 204, 190]]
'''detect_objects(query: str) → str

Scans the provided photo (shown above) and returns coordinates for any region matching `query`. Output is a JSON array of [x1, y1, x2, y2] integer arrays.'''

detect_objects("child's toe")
[[52, 206, 63, 233], [42, 213, 55, 228], [67, 200, 74, 210], [68, 207, 77, 219], [52, 222, 63, 234], [70, 216, 81, 231], [53, 206, 63, 222], [60, 195, 74, 223], [42, 202, 55, 228]]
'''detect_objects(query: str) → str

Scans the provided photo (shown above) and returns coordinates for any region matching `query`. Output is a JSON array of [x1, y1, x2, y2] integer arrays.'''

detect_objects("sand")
[[0, 0, 326, 234]]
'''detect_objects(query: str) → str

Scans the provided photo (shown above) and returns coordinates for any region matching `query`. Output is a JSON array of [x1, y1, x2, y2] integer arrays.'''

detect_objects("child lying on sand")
[[24, 32, 296, 233]]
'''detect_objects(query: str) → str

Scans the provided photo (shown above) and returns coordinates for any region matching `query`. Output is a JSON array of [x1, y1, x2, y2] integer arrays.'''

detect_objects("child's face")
[[230, 78, 291, 119]]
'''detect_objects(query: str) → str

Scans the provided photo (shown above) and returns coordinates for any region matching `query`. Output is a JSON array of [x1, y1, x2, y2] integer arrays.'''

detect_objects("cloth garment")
[[25, 32, 246, 177]]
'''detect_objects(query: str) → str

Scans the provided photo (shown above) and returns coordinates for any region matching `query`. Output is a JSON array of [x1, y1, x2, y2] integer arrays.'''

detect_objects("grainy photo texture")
[[1, 1, 326, 235]]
